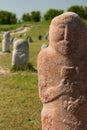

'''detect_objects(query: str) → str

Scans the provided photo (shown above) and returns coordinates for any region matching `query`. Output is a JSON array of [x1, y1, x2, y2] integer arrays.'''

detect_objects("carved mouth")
[[56, 40, 76, 55]]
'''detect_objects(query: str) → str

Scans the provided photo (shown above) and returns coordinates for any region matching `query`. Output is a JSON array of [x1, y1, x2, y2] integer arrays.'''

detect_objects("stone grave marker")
[[12, 39, 29, 66], [38, 12, 87, 130], [2, 31, 10, 52]]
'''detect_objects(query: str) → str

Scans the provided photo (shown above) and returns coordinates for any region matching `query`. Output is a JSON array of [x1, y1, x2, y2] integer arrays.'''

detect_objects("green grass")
[[11, 63, 36, 72], [0, 74, 41, 130], [0, 24, 22, 32], [0, 21, 51, 130]]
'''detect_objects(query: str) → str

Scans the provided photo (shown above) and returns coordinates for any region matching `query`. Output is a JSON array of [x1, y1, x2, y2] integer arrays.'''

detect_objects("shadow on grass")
[[10, 62, 37, 72]]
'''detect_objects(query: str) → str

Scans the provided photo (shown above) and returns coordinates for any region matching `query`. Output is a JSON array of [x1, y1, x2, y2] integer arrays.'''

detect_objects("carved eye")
[[57, 31, 64, 41]]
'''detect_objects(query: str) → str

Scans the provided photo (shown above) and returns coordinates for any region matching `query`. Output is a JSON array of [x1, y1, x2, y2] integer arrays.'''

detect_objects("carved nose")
[[64, 25, 69, 41]]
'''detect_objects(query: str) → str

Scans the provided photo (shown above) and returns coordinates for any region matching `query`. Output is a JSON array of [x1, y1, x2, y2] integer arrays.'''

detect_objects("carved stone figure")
[[2, 31, 10, 52], [38, 12, 87, 130], [12, 39, 29, 66]]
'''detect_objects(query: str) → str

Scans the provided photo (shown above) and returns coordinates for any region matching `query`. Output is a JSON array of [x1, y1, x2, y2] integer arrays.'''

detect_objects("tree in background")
[[1, 6, 87, 24], [0, 10, 17, 24], [67, 5, 87, 19], [31, 11, 41, 22], [21, 11, 41, 22], [84, 6, 87, 19], [21, 13, 31, 22], [43, 8, 64, 21]]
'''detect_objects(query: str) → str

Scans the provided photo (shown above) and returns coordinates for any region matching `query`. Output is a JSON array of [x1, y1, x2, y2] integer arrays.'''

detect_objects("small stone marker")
[[12, 39, 29, 66], [38, 12, 87, 130], [41, 44, 48, 50], [2, 31, 10, 52]]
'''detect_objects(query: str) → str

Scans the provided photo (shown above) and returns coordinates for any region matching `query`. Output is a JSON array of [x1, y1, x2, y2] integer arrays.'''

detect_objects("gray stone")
[[2, 31, 10, 52], [12, 39, 29, 66], [41, 44, 48, 50], [26, 35, 33, 43]]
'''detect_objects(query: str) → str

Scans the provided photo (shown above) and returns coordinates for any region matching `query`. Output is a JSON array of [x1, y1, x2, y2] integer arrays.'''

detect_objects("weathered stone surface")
[[12, 39, 29, 66], [37, 12, 87, 130], [2, 31, 10, 52]]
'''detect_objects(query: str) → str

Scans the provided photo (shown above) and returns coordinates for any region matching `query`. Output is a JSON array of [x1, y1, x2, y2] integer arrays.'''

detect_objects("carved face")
[[12, 39, 29, 66], [49, 13, 85, 56], [49, 23, 80, 56]]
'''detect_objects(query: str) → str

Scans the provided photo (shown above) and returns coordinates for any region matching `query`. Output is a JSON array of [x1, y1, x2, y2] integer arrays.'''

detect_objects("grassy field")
[[0, 21, 50, 130], [0, 19, 87, 130]]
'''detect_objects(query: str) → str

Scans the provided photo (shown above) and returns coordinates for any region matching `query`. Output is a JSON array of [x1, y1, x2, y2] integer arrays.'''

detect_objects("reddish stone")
[[38, 12, 87, 130]]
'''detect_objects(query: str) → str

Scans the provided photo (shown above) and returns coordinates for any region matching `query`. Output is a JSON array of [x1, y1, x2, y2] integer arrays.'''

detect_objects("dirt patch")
[[0, 66, 10, 75], [11, 27, 28, 35]]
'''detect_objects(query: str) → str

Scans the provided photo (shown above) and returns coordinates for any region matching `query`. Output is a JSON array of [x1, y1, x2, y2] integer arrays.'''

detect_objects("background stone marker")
[[2, 31, 10, 52], [38, 12, 87, 130], [41, 43, 48, 50], [12, 39, 29, 66]]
